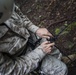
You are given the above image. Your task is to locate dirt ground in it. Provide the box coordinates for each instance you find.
[16,0,76,75]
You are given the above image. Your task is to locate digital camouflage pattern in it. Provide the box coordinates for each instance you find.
[0,5,67,75]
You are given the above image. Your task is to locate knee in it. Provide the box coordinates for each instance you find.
[40,56,68,75]
[60,62,68,75]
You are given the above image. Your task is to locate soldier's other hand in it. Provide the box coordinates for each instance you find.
[36,28,53,39]
[40,41,55,54]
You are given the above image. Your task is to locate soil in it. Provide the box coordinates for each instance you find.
[16,0,76,75]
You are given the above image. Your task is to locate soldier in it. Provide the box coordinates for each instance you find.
[0,0,68,75]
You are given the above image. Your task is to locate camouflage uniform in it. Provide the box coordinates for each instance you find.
[0,5,67,75]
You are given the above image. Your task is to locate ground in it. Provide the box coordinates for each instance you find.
[16,0,76,75]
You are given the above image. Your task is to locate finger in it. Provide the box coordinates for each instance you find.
[42,35,50,39]
[47,32,53,37]
[42,34,53,39]
[50,43,55,46]
[46,47,52,50]
[46,48,52,53]
[46,43,55,47]
[43,32,53,36]
[45,45,52,49]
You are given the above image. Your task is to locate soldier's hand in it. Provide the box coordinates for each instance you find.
[36,28,53,39]
[40,41,55,54]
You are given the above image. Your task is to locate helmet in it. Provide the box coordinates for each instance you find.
[0,0,14,24]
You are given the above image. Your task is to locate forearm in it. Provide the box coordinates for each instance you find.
[23,17,39,33]
[0,46,45,75]
[15,5,39,33]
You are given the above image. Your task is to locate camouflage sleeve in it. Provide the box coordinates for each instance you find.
[0,46,46,75]
[15,5,39,33]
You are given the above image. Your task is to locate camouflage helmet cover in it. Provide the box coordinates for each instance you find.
[0,0,14,23]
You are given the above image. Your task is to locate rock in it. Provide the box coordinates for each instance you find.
[62,54,76,64]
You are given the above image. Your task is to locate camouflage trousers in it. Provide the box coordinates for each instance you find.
[25,32,68,75]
